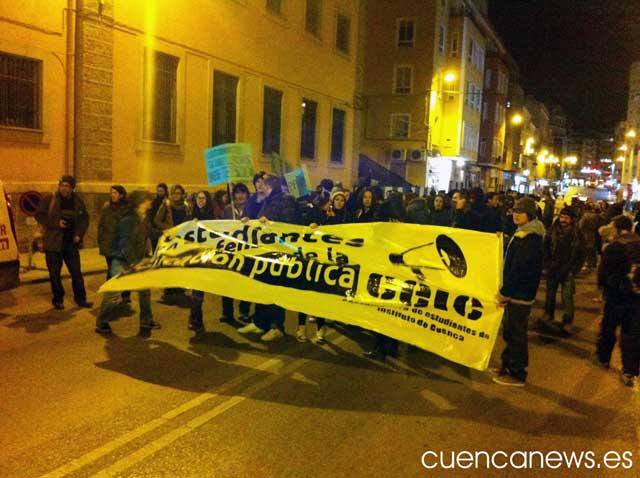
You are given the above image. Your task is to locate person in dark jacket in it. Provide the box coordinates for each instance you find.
[493,197,545,386]
[147,183,168,253]
[155,184,192,303]
[35,175,91,310]
[363,193,406,361]
[540,207,586,333]
[596,215,640,389]
[98,185,130,304]
[237,175,298,342]
[191,190,214,221]
[95,191,159,337]
[451,191,473,229]
[405,196,430,225]
[219,183,252,324]
[430,194,451,227]
[187,191,217,336]
[245,172,268,220]
[354,187,379,223]
[483,192,504,233]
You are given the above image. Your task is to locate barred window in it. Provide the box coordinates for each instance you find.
[0,52,40,129]
[300,98,317,159]
[397,19,415,47]
[336,14,351,54]
[143,50,178,143]
[330,107,345,163]
[262,86,283,155]
[305,0,321,37]
[212,71,238,146]
[394,65,413,95]
[390,114,410,139]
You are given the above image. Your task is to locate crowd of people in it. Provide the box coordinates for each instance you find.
[33,174,640,390]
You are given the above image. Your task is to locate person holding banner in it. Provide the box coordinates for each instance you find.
[95,191,159,337]
[245,172,268,220]
[154,185,192,304]
[187,191,216,335]
[493,197,545,386]
[237,175,299,342]
[221,183,252,324]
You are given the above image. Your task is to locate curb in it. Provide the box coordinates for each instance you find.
[19,268,107,286]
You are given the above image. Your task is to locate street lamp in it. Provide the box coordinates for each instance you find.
[511,114,523,125]
[627,130,636,138]
[619,144,629,152]
[444,72,456,83]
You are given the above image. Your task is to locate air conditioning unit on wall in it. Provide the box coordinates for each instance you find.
[388,149,406,162]
[409,149,427,161]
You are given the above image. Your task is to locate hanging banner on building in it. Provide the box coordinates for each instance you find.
[204,143,255,186]
[100,220,504,370]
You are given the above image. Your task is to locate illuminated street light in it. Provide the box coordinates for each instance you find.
[564,156,578,165]
[511,114,523,125]
[619,144,629,152]
[444,72,456,83]
[616,156,626,162]
[627,130,636,138]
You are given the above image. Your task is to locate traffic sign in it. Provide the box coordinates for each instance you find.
[19,191,42,217]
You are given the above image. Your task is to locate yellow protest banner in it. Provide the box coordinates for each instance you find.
[100,220,504,370]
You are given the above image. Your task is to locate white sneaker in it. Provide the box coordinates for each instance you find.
[261,328,284,342]
[296,325,308,342]
[312,325,327,344]
[237,323,265,335]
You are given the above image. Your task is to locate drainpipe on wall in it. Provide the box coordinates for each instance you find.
[65,0,76,176]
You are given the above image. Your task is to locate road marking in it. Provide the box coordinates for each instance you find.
[88,355,315,478]
[38,356,284,478]
[420,388,457,411]
[40,333,347,478]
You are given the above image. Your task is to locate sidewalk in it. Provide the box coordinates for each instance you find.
[19,248,107,285]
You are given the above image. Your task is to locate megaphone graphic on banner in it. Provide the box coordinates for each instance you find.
[388,234,468,278]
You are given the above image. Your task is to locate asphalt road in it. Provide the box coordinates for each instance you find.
[0,272,638,478]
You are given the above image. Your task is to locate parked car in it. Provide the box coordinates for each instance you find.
[0,181,19,290]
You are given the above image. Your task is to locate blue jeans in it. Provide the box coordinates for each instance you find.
[96,258,152,329]
[544,274,575,324]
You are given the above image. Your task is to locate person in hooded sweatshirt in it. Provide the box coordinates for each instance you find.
[95,191,159,337]
[493,197,545,387]
[98,185,130,304]
[429,194,451,227]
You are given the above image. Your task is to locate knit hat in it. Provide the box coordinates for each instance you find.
[559,207,575,218]
[513,197,537,219]
[331,188,346,202]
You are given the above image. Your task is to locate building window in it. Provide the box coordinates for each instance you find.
[479,139,487,156]
[467,39,474,62]
[300,98,317,159]
[482,101,488,121]
[438,25,446,54]
[450,33,458,56]
[266,0,283,15]
[262,86,283,155]
[485,69,492,88]
[330,107,345,163]
[143,50,178,143]
[212,71,238,147]
[0,52,41,129]
[390,114,410,138]
[394,65,413,94]
[397,19,415,47]
[336,13,351,54]
[305,0,321,37]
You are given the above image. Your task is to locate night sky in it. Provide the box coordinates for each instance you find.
[489,0,640,133]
